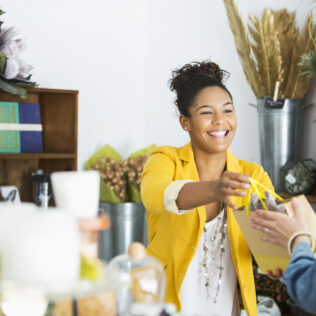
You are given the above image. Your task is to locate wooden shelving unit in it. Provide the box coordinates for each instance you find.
[0,87,78,202]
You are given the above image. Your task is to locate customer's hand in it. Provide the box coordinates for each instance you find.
[266,269,283,281]
[250,198,309,249]
[210,171,250,209]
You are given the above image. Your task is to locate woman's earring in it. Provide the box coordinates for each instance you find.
[184,127,187,131]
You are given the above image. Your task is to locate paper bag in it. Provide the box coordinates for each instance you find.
[233,194,316,274]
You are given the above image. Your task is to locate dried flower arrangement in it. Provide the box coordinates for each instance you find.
[0,8,36,98]
[223,0,315,99]
[86,145,155,203]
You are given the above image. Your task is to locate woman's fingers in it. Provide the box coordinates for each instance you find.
[223,171,250,184]
[213,172,251,209]
[250,215,271,230]
[223,188,247,196]
[250,222,273,236]
[224,179,250,190]
[254,209,280,220]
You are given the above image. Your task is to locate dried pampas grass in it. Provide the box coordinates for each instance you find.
[223,0,315,99]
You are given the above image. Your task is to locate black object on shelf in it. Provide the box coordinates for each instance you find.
[32,169,52,208]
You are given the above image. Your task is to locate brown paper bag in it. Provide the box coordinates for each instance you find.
[233,194,316,274]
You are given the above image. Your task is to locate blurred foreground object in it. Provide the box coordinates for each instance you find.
[109,242,166,316]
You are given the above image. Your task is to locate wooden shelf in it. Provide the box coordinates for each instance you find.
[0,153,76,159]
[277,192,316,204]
[0,87,78,202]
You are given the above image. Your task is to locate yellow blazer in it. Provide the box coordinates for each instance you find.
[141,142,274,316]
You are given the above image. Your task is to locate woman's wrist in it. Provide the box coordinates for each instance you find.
[292,235,310,249]
[206,180,216,201]
[287,231,316,255]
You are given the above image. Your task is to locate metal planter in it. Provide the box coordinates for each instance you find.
[98,202,147,261]
[257,98,305,191]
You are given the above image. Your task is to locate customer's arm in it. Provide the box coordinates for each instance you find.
[283,242,316,314]
[250,198,316,313]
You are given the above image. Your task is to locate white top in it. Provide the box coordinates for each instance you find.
[180,212,240,316]
[164,181,240,316]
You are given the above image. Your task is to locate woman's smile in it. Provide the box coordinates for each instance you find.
[207,129,230,138]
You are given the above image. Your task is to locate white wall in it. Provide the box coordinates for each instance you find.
[145,0,316,163]
[1,0,315,169]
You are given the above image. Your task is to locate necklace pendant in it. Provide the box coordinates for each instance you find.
[202,209,227,305]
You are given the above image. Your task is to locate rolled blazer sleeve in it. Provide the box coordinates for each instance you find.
[141,150,195,215]
[141,152,177,213]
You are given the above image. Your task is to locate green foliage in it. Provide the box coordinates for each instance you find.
[127,180,142,203]
[0,77,27,98]
[87,145,156,203]
[99,178,120,203]
[0,51,6,75]
[298,50,316,77]
[86,145,123,170]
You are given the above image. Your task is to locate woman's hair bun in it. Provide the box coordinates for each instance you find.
[169,61,229,92]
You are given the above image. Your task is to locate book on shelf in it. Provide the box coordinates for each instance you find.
[0,101,43,153]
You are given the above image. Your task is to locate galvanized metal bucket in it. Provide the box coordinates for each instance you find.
[98,202,147,261]
[256,98,305,191]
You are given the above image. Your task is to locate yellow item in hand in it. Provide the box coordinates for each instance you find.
[244,177,284,216]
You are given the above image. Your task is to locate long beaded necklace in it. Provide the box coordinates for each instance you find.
[202,204,227,303]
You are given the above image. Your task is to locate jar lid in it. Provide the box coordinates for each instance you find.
[78,214,110,232]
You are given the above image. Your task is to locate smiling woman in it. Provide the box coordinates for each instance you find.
[181,85,236,156]
[141,61,274,316]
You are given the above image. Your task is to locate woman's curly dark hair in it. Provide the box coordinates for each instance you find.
[169,61,232,117]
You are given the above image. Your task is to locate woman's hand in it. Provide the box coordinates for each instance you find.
[250,198,309,249]
[209,171,250,209]
[176,171,250,211]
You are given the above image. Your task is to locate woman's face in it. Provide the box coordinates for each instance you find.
[181,86,237,155]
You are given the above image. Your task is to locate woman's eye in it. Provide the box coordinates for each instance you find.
[201,111,212,115]
[224,109,233,113]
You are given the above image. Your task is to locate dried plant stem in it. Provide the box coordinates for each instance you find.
[223,0,315,99]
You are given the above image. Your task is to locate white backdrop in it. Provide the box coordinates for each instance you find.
[1,0,315,169]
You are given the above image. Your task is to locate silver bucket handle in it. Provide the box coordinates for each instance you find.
[302,103,313,109]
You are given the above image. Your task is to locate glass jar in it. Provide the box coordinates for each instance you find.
[109,242,166,316]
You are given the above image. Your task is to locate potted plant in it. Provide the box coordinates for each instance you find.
[0,8,36,98]
[223,0,315,191]
[86,144,156,261]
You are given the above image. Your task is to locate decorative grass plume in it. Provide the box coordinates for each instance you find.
[223,0,315,99]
